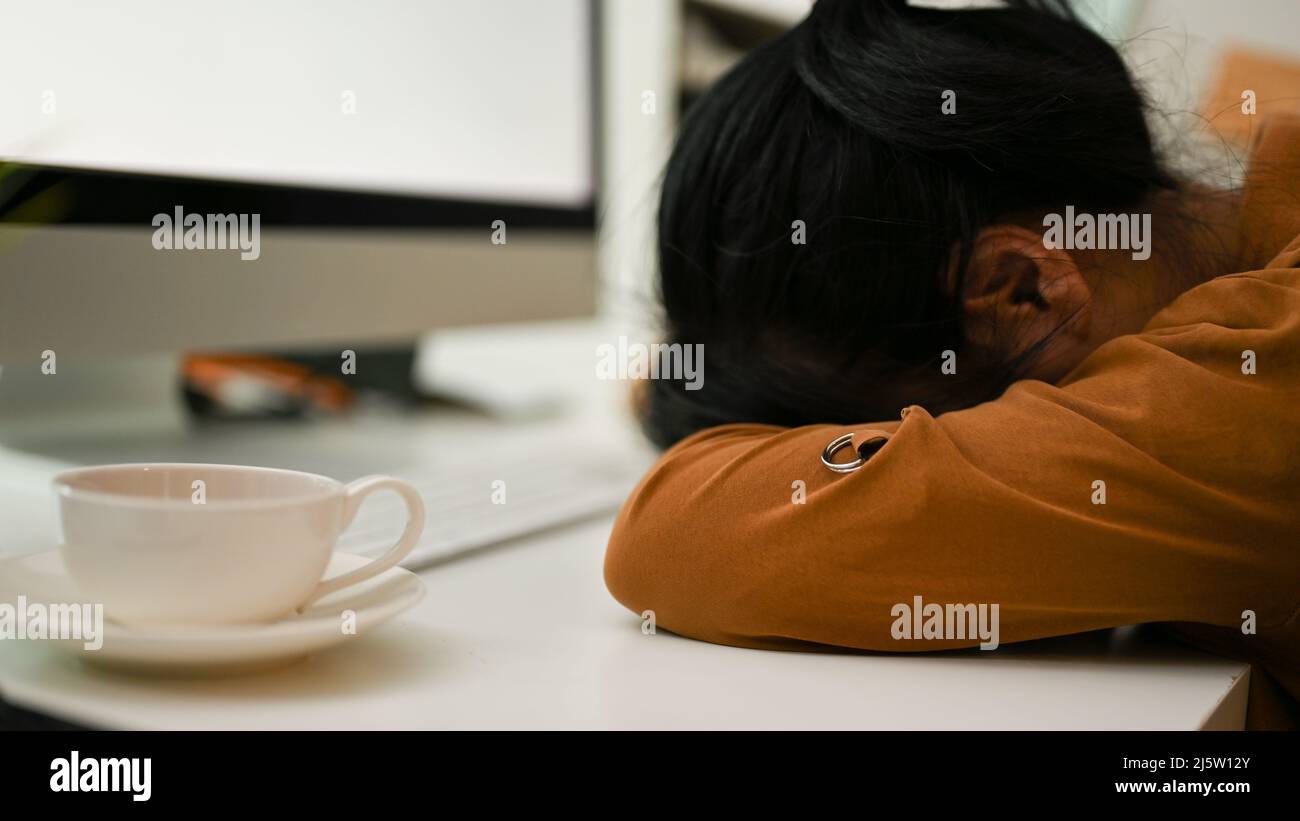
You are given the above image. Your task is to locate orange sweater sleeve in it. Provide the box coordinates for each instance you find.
[605,262,1300,658]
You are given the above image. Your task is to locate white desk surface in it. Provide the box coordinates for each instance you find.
[0,476,1252,729]
[0,321,1251,730]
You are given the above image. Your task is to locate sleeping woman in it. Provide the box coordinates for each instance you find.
[603,0,1300,728]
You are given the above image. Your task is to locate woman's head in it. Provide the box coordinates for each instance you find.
[643,0,1184,449]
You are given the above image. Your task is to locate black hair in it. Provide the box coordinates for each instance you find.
[642,0,1177,449]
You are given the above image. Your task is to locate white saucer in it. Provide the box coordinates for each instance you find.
[0,548,425,675]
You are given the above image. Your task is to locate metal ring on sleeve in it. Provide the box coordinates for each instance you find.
[821,431,891,473]
[821,433,864,473]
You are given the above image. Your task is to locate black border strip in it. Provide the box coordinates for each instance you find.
[0,161,594,230]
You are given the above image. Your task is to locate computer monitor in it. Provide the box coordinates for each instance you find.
[0,0,598,364]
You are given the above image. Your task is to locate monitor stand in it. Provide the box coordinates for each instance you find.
[0,353,186,448]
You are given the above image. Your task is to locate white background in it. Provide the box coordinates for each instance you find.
[0,0,593,205]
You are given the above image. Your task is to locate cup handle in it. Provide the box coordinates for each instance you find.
[303,475,426,606]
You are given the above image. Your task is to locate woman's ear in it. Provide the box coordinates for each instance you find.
[960,224,1092,376]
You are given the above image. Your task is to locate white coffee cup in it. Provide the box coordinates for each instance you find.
[53,463,426,626]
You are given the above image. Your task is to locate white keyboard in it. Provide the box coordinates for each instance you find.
[337,435,653,568]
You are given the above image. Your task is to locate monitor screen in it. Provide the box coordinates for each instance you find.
[0,0,594,207]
